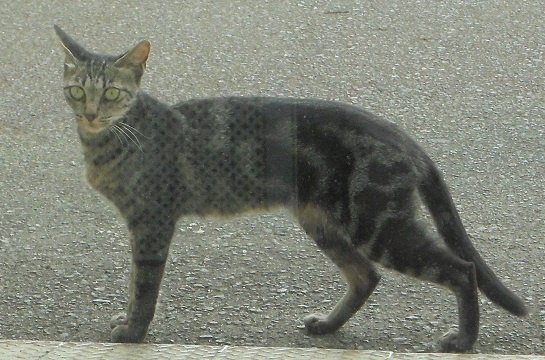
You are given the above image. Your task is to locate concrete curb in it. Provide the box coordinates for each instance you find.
[0,341,543,359]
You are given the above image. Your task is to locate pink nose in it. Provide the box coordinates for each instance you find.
[84,113,96,122]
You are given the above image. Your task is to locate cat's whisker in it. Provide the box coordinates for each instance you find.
[118,123,143,147]
[114,123,143,153]
[109,125,128,147]
[119,122,151,139]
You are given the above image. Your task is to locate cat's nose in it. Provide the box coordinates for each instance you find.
[84,113,97,122]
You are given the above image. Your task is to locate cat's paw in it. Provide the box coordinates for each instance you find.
[109,313,147,343]
[110,313,128,329]
[303,314,337,335]
[437,330,473,353]
[110,324,147,343]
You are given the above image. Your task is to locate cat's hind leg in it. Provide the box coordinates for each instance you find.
[380,219,480,352]
[303,250,381,335]
[297,206,381,335]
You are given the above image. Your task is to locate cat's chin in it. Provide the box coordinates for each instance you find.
[79,127,107,136]
[77,120,109,136]
[77,123,109,138]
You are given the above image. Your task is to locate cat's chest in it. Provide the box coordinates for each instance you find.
[82,148,138,201]
[85,161,124,199]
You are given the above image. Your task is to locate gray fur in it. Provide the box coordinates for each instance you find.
[55,26,527,352]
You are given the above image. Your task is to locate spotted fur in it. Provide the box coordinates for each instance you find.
[55,26,527,352]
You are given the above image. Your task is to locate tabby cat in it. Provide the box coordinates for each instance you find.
[54,25,527,352]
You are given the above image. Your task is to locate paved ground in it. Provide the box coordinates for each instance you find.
[0,0,544,356]
[1,341,544,360]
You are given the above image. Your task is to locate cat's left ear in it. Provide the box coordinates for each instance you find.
[114,40,151,78]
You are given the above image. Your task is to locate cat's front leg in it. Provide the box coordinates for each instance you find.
[110,218,174,343]
[110,259,166,343]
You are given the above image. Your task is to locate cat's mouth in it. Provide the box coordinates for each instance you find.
[77,116,108,134]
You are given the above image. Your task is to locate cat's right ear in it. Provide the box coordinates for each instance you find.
[53,25,90,68]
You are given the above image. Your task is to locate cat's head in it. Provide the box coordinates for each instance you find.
[54,25,150,136]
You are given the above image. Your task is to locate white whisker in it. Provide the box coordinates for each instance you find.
[115,123,143,153]
[109,125,127,146]
[119,122,151,139]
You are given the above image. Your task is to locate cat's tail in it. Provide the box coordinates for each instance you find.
[418,163,528,317]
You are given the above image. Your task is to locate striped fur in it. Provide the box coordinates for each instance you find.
[55,26,526,352]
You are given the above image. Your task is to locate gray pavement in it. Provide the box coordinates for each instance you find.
[1,341,545,360]
[0,0,543,356]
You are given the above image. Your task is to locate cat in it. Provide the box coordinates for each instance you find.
[54,25,527,352]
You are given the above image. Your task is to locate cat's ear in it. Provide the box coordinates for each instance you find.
[114,40,151,78]
[53,25,91,68]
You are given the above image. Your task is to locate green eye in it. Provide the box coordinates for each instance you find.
[104,87,120,101]
[68,86,85,100]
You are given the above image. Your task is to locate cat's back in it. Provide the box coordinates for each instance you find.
[171,96,432,214]
[173,96,427,160]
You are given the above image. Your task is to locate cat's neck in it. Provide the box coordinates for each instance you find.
[78,126,116,147]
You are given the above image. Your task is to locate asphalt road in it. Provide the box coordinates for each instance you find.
[0,0,543,355]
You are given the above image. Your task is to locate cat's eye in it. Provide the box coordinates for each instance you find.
[68,86,85,100]
[104,87,120,101]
